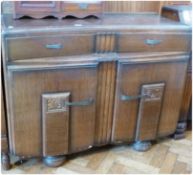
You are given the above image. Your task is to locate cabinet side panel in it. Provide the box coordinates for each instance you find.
[1,83,7,136]
[1,77,9,153]
[179,72,192,121]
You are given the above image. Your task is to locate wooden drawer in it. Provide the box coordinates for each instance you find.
[6,34,94,61]
[118,33,191,52]
[14,1,60,12]
[62,2,102,13]
[14,1,60,19]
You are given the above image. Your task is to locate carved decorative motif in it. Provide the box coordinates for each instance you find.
[143,84,165,101]
[43,93,70,113]
[46,98,66,112]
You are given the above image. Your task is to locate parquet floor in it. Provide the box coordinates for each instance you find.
[2,131,192,174]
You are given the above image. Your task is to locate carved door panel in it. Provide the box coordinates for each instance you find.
[112,55,188,143]
[6,61,98,156]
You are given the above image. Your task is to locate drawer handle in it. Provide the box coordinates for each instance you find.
[45,44,63,49]
[145,39,161,46]
[79,3,88,10]
[121,94,149,101]
[64,98,94,107]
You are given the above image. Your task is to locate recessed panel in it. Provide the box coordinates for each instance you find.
[42,92,70,156]
[135,83,165,141]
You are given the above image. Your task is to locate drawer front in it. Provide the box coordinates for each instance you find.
[62,2,101,13]
[112,55,188,143]
[14,1,60,13]
[6,34,94,61]
[118,33,191,52]
[6,62,98,156]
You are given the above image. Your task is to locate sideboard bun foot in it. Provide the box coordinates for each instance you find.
[173,133,185,140]
[43,156,66,167]
[173,121,187,140]
[132,141,152,152]
[1,153,11,170]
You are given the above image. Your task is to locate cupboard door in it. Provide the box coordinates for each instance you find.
[112,56,188,143]
[7,62,98,156]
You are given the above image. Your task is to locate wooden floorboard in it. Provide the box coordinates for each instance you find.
[2,131,192,174]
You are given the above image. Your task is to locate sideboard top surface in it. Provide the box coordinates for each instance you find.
[2,13,191,35]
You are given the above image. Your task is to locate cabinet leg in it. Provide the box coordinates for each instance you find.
[1,153,11,170]
[133,141,151,152]
[43,156,66,167]
[173,121,187,140]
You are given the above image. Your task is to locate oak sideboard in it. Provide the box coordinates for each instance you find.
[1,12,192,169]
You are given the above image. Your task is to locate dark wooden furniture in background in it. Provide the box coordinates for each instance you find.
[162,5,192,139]
[13,1,102,19]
